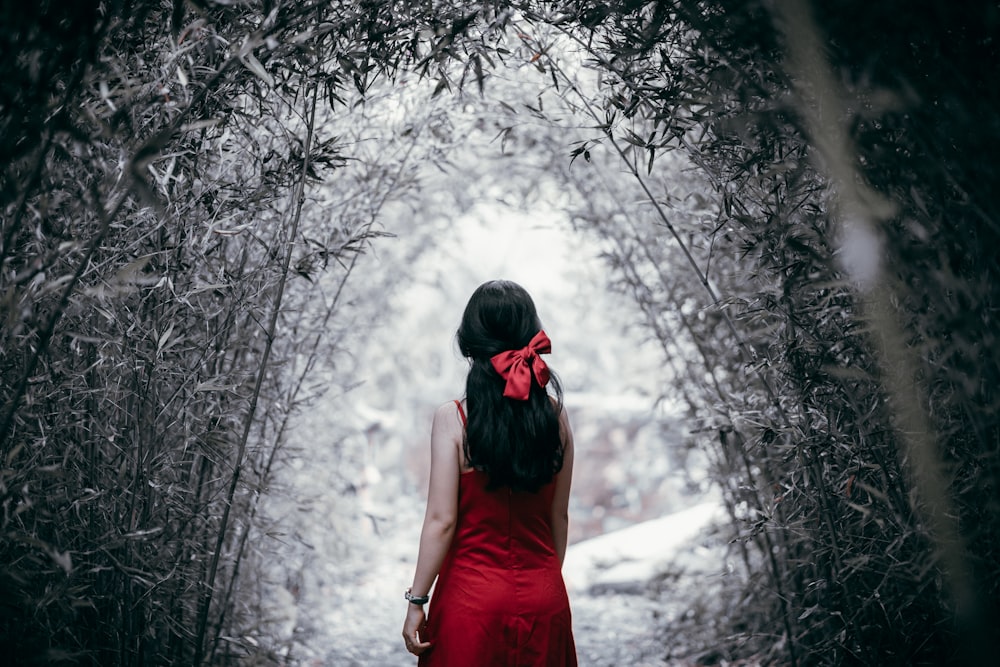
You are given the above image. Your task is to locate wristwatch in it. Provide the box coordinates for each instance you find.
[405,588,430,605]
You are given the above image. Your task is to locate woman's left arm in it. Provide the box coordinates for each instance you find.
[402,402,462,655]
[550,406,575,566]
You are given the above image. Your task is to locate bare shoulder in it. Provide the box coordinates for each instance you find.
[548,396,573,444]
[434,400,461,417]
[434,400,455,415]
[548,395,570,420]
[433,400,464,433]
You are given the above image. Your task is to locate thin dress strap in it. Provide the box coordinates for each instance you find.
[453,399,467,428]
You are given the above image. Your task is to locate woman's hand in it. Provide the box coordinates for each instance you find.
[402,604,431,656]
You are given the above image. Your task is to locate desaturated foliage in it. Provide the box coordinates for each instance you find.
[0,1,501,664]
[501,2,999,664]
[1,1,998,666]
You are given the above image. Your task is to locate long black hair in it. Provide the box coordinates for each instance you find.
[457,280,564,492]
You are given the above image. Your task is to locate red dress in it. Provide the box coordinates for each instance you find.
[418,402,577,667]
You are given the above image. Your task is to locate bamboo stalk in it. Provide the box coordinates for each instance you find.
[192,76,321,666]
[769,0,985,660]
[543,45,803,663]
[573,154,800,660]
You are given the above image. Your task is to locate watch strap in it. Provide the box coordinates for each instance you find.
[405,588,430,605]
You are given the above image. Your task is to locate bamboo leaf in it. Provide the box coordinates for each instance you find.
[240,53,274,88]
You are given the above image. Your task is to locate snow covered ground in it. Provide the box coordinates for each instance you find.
[563,501,725,594]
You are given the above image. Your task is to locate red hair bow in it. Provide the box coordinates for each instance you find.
[490,330,551,401]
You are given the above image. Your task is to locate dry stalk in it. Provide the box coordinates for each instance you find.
[770,0,984,660]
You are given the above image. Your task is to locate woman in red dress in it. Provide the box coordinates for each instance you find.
[402,280,577,666]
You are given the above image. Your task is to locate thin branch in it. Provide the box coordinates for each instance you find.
[771,1,984,660]
[192,75,321,666]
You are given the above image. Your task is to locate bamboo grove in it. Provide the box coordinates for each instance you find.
[2,1,998,665]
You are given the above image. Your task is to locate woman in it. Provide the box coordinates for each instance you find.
[402,280,577,666]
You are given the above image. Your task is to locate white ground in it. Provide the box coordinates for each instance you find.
[290,499,728,667]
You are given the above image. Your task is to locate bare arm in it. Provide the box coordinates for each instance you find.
[550,406,574,566]
[403,401,462,655]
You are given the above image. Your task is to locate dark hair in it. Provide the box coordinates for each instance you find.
[457,280,564,492]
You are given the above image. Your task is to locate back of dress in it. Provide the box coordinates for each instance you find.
[449,470,558,571]
[418,407,576,667]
